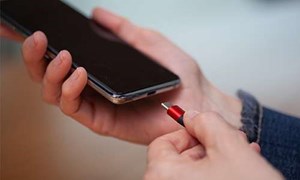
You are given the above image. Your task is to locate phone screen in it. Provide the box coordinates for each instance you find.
[0,0,180,102]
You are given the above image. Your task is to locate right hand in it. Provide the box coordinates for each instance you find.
[145,111,283,180]
[0,8,243,144]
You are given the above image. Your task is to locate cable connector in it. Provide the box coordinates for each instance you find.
[161,102,185,126]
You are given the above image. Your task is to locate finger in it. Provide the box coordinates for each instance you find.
[60,67,88,116]
[250,143,261,153]
[42,50,72,105]
[238,131,260,152]
[181,144,206,160]
[0,24,24,42]
[183,111,234,150]
[22,31,48,82]
[59,67,115,131]
[238,131,248,141]
[92,7,142,46]
[148,129,198,161]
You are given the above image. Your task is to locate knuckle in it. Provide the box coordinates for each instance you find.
[29,73,43,83]
[59,101,76,116]
[42,95,57,105]
[41,90,59,105]
[90,124,110,136]
[59,105,70,116]
[47,70,65,85]
[43,72,57,85]
[61,83,73,101]
[116,17,130,34]
[137,28,164,44]
[89,115,115,136]
[140,28,160,37]
[41,92,52,103]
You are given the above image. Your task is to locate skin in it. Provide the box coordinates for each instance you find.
[1,7,283,179]
[145,111,283,180]
[0,8,242,144]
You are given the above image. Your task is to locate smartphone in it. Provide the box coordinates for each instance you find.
[0,0,180,104]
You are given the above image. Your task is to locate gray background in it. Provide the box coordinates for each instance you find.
[1,0,300,179]
[63,0,300,115]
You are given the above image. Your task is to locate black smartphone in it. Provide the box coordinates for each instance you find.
[0,0,180,104]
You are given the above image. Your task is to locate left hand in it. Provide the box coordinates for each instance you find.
[145,111,283,180]
[0,8,242,145]
[0,23,24,41]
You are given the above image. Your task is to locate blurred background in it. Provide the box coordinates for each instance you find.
[1,0,300,179]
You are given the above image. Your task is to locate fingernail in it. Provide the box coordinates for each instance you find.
[29,33,37,48]
[184,111,199,120]
[53,51,64,66]
[70,68,81,81]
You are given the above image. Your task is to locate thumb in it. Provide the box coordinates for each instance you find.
[183,111,235,150]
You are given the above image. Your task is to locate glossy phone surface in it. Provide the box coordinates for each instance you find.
[0,0,180,104]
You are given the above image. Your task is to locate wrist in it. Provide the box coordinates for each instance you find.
[202,81,242,129]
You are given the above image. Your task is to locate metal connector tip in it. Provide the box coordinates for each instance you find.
[161,102,172,110]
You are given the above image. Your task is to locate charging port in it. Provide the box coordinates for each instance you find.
[147,91,156,96]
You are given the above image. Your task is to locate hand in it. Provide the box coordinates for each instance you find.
[17,8,242,144]
[145,111,283,180]
[0,23,24,41]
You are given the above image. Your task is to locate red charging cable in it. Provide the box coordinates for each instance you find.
[161,102,185,126]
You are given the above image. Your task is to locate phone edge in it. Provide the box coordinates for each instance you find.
[0,9,181,104]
